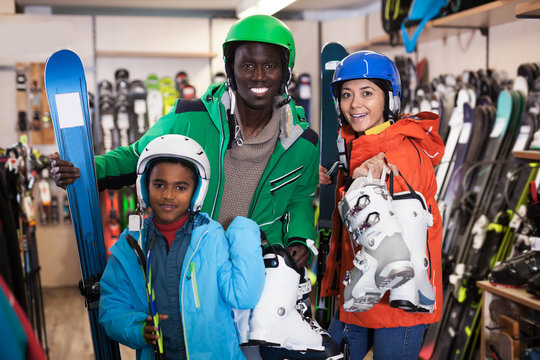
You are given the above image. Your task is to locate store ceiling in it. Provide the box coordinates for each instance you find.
[15,0,378,16]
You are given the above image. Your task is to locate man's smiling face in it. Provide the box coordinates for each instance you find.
[233,42,283,111]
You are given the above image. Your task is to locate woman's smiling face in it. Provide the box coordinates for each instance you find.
[340,78,385,133]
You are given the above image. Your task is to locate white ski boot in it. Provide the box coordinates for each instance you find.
[249,245,343,360]
[338,173,414,312]
[390,191,436,313]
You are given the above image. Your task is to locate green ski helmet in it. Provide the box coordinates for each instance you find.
[223,15,295,93]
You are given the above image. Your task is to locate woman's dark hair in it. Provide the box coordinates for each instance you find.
[145,158,199,190]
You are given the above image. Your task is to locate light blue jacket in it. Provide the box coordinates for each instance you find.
[99,214,265,359]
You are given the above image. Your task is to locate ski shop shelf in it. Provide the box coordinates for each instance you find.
[516,1,540,18]
[95,50,216,59]
[478,280,540,359]
[477,280,540,311]
[350,0,529,51]
[514,150,540,162]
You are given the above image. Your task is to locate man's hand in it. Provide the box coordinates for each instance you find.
[49,152,80,189]
[143,314,168,345]
[287,243,310,269]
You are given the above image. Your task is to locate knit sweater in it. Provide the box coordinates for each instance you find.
[218,98,281,228]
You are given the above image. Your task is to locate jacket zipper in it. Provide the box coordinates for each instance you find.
[249,125,305,218]
[210,105,226,219]
[188,262,201,308]
[180,230,207,359]
[249,150,288,218]
[427,205,433,280]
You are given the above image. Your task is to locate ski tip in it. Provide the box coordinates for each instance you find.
[321,41,348,52]
[44,49,85,88]
[45,49,83,72]
[46,49,77,63]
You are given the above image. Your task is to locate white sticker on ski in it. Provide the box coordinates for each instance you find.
[512,125,531,152]
[490,117,507,138]
[325,60,340,70]
[531,236,540,251]
[55,92,84,128]
[458,122,472,144]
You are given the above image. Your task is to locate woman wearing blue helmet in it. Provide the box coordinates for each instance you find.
[319,51,445,359]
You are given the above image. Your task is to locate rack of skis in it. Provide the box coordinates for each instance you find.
[88,69,200,251]
[0,142,57,358]
[91,69,313,252]
[392,58,540,359]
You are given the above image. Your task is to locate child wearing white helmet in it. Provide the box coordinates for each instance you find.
[99,134,265,360]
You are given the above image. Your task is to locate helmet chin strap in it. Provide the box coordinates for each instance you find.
[277,67,293,108]
[387,91,400,123]
[227,83,237,116]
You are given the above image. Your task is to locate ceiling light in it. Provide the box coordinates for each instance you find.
[237,0,297,18]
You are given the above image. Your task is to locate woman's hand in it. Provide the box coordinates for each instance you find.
[319,165,332,185]
[352,152,399,179]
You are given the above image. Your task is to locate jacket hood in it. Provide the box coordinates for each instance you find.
[341,111,444,169]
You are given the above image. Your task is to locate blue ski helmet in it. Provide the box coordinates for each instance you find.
[331,51,401,117]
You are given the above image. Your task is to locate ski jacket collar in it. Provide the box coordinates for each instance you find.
[202,83,307,151]
[341,111,444,170]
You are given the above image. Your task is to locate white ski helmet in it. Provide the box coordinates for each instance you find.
[136,135,210,213]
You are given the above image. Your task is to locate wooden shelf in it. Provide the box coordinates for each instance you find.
[431,0,526,29]
[477,280,540,311]
[351,0,528,50]
[516,0,540,18]
[349,34,397,51]
[95,50,216,59]
[514,150,540,161]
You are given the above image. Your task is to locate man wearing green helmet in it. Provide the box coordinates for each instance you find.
[51,14,316,265]
[50,14,341,359]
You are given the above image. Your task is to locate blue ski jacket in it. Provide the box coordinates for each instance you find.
[99,213,265,360]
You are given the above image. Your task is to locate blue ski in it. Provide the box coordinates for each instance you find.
[44,49,120,359]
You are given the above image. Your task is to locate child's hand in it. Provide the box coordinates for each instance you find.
[143,314,168,345]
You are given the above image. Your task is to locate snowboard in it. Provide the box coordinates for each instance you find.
[160,76,178,114]
[315,42,349,329]
[44,49,121,359]
[297,73,312,125]
[130,79,148,139]
[15,63,29,134]
[146,74,163,128]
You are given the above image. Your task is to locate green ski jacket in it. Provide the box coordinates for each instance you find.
[95,82,319,253]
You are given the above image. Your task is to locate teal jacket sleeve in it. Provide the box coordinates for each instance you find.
[99,240,150,350]
[217,216,265,309]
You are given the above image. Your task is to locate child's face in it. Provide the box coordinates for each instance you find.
[147,162,196,224]
[340,78,385,133]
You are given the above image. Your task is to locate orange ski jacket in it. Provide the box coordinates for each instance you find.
[320,111,445,328]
